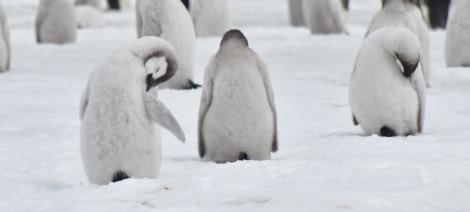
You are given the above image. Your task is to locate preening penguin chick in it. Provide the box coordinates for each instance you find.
[198,29,278,163]
[0,3,10,73]
[136,0,200,89]
[349,27,426,137]
[36,0,77,44]
[80,36,185,185]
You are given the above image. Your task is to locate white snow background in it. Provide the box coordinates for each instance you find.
[1,0,470,211]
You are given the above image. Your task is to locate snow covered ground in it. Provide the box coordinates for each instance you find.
[1,0,470,211]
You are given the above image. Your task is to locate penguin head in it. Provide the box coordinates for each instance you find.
[145,56,174,92]
[220,29,249,48]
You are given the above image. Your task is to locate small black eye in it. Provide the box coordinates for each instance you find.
[155,67,160,73]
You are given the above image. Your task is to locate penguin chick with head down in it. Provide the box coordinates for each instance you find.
[136,0,199,89]
[198,29,278,163]
[349,27,426,137]
[79,36,185,185]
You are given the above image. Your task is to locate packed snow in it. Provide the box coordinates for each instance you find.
[1,0,470,211]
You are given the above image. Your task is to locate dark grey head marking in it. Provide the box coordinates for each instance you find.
[396,53,419,78]
[220,29,249,47]
[142,51,178,92]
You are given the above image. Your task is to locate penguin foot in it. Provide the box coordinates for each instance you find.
[380,126,397,137]
[181,80,201,90]
[238,152,249,161]
[112,170,129,182]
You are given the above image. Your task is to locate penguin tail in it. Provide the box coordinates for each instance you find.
[380,126,397,137]
[238,152,249,161]
[112,170,129,183]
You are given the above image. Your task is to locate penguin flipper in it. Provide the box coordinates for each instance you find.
[79,83,90,120]
[136,0,143,38]
[198,57,216,158]
[0,7,10,70]
[35,8,46,43]
[257,55,278,152]
[410,64,426,133]
[145,94,185,143]
[352,113,359,125]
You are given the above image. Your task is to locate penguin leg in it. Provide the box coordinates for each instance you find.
[112,170,129,182]
[238,152,249,161]
[380,126,397,137]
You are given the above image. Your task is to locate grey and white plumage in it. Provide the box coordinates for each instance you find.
[136,0,199,89]
[302,0,347,34]
[74,0,102,10]
[190,0,230,37]
[75,5,105,29]
[288,0,305,27]
[349,27,426,137]
[445,0,470,67]
[367,0,431,87]
[0,3,10,73]
[198,30,278,163]
[36,0,77,44]
[80,36,185,185]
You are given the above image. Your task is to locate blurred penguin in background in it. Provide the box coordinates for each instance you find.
[302,0,348,34]
[288,0,305,27]
[423,0,450,29]
[191,0,230,37]
[36,0,77,44]
[445,0,470,67]
[74,0,102,10]
[0,3,10,73]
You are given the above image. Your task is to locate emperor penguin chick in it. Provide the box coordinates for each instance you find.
[36,0,77,44]
[288,0,305,27]
[0,3,11,73]
[445,0,470,67]
[80,36,185,185]
[190,0,230,37]
[349,27,426,137]
[136,0,199,89]
[367,0,431,87]
[302,0,348,34]
[198,30,278,163]
[74,0,102,10]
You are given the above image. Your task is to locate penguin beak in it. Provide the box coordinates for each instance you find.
[146,74,154,92]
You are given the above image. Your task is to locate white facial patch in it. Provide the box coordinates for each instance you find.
[145,56,168,80]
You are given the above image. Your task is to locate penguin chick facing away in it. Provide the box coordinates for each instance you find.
[36,0,77,44]
[136,0,200,90]
[198,29,278,163]
[79,36,185,185]
[349,27,426,137]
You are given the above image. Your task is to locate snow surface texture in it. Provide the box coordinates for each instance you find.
[1,0,470,211]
